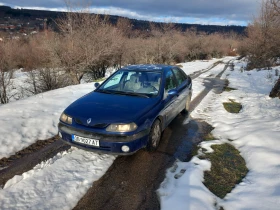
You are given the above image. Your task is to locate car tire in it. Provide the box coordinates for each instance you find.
[181,95,191,115]
[146,119,162,152]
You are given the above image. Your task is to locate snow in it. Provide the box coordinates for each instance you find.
[6,67,115,103]
[178,58,222,75]
[190,63,226,99]
[158,159,215,210]
[0,83,94,159]
[181,57,235,99]
[158,59,280,209]
[0,148,115,210]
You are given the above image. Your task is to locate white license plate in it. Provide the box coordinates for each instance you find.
[72,135,100,147]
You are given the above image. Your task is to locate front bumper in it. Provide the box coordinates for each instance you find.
[58,122,149,155]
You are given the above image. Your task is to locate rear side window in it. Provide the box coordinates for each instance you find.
[172,68,187,86]
[165,69,177,91]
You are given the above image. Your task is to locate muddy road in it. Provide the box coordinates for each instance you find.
[0,60,233,209]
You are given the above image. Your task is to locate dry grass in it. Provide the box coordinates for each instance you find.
[223,79,237,92]
[223,99,242,113]
[203,143,248,198]
[203,133,216,141]
[224,87,237,92]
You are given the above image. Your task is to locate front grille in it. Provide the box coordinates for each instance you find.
[75,118,83,125]
[92,123,109,128]
[74,118,108,128]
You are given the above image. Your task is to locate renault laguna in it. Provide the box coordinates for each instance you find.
[58,64,192,154]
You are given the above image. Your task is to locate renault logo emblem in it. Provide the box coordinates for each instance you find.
[87,118,91,124]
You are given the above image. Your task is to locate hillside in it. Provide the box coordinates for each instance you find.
[0,5,246,35]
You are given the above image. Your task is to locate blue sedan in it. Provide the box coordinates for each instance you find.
[58,64,192,155]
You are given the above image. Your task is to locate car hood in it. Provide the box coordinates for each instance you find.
[64,91,160,126]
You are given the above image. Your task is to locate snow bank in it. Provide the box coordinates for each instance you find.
[0,83,94,159]
[0,148,115,209]
[158,159,215,210]
[159,60,280,209]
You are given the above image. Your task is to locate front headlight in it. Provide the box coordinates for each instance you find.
[60,113,72,124]
[106,123,137,132]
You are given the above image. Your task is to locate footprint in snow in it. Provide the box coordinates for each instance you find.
[170,163,178,173]
[174,169,186,179]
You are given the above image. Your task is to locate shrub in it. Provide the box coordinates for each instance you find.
[24,69,72,94]
[243,0,280,69]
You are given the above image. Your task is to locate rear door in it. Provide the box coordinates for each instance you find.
[172,67,192,114]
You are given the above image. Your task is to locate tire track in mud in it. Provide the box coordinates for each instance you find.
[189,60,222,80]
[74,60,234,210]
[0,136,59,169]
[0,138,70,188]
[189,60,234,112]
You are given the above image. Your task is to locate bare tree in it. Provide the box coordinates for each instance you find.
[116,17,133,38]
[24,69,72,95]
[0,41,16,104]
[0,69,13,104]
[270,0,280,15]
[51,3,124,84]
[244,0,280,69]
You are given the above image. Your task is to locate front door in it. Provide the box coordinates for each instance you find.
[162,69,178,126]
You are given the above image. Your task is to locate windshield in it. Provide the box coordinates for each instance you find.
[97,70,162,97]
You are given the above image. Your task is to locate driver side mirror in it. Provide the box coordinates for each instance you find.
[94,82,100,88]
[167,89,178,96]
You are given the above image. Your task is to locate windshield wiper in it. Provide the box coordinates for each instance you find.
[97,89,149,98]
[113,91,149,98]
[124,92,149,98]
[96,89,114,94]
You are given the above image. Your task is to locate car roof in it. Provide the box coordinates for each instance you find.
[121,64,176,72]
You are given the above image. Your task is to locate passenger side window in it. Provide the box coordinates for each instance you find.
[165,69,177,91]
[125,72,135,81]
[172,68,187,86]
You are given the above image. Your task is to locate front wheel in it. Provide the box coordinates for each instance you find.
[146,119,162,152]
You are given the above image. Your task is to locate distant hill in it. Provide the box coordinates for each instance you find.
[0,5,246,34]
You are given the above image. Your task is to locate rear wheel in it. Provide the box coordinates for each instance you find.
[146,119,162,152]
[181,95,191,115]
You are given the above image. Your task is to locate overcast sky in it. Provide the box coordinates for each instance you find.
[0,0,261,26]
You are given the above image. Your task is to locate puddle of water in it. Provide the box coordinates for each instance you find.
[173,118,214,162]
